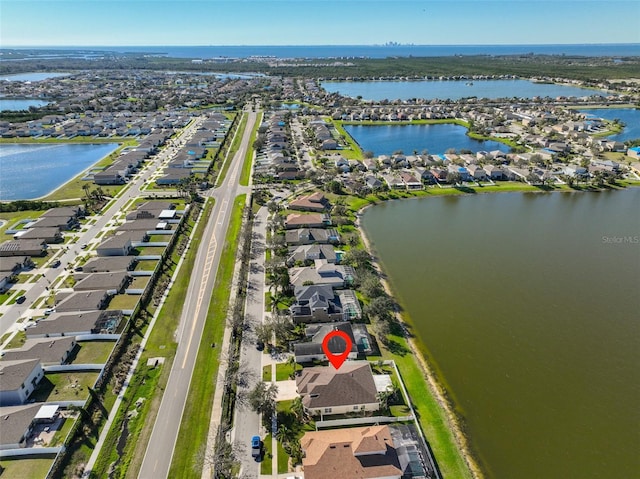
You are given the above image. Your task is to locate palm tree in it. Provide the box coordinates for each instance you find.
[291,396,307,423]
[286,355,298,378]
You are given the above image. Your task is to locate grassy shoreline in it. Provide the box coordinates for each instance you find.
[351,180,640,479]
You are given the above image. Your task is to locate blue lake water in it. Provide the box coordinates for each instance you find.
[0,99,50,111]
[0,143,119,200]
[579,108,640,142]
[322,79,605,101]
[344,123,511,156]
[0,72,70,82]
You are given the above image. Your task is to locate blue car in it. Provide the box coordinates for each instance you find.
[251,435,261,458]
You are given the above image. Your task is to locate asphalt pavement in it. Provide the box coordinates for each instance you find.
[139,109,257,479]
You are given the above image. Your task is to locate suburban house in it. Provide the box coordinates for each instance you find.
[0,359,44,406]
[288,192,331,212]
[288,260,355,290]
[14,227,63,244]
[96,233,136,256]
[26,310,123,339]
[0,404,42,450]
[73,271,130,294]
[81,256,136,273]
[287,244,337,266]
[55,290,111,312]
[294,322,360,362]
[296,361,379,416]
[285,228,340,246]
[290,285,346,324]
[0,240,47,257]
[285,213,331,230]
[300,425,403,479]
[1,337,77,366]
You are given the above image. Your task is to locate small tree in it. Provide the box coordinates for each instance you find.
[248,382,278,428]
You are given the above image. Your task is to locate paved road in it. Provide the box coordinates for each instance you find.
[230,205,268,479]
[0,118,204,338]
[138,109,257,479]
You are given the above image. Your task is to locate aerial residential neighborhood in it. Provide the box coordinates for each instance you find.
[0,43,639,479]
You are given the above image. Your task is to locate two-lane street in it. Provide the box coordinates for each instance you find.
[139,109,258,478]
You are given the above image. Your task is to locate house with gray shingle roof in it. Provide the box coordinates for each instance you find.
[296,361,379,416]
[0,359,44,406]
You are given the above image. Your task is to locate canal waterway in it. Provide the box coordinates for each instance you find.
[322,79,606,101]
[361,189,640,479]
[0,143,119,200]
[344,123,510,156]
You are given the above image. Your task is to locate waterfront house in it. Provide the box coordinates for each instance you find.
[285,213,331,230]
[300,425,403,479]
[288,192,331,212]
[285,228,340,246]
[288,260,355,290]
[287,244,337,266]
[290,285,346,324]
[296,361,379,416]
[294,322,362,362]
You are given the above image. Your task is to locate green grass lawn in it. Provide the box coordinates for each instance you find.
[275,362,295,381]
[277,439,288,474]
[260,433,273,475]
[379,331,473,479]
[70,340,116,364]
[168,194,246,479]
[49,415,77,447]
[108,294,140,310]
[0,210,43,236]
[135,246,166,256]
[240,111,263,186]
[134,259,159,271]
[5,330,26,349]
[0,456,56,479]
[262,365,272,382]
[129,276,150,290]
[31,371,100,402]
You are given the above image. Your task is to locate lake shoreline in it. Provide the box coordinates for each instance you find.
[356,201,485,479]
[352,182,639,479]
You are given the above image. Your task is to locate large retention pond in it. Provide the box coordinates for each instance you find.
[361,189,640,479]
[0,143,119,200]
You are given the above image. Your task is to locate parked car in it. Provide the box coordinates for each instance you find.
[52,260,61,268]
[44,308,55,315]
[251,435,262,459]
[16,295,26,304]
[80,243,88,249]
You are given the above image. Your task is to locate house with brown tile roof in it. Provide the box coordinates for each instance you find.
[285,213,331,230]
[288,192,330,212]
[300,425,402,479]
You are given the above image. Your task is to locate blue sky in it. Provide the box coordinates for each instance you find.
[1,0,638,46]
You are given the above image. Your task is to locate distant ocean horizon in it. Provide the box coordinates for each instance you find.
[3,43,639,59]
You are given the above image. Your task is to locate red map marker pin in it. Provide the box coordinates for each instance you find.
[322,330,353,370]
